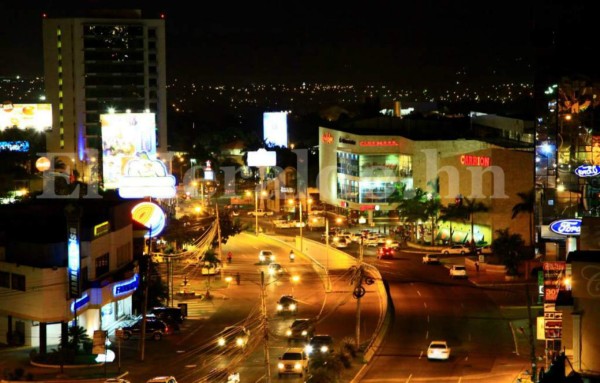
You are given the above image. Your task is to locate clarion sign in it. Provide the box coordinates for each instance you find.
[574,165,600,177]
[549,219,582,236]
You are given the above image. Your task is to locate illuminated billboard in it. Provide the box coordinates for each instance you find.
[0,103,52,131]
[263,112,288,148]
[247,148,277,167]
[101,113,157,189]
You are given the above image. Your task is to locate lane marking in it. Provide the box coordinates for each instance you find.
[418,351,423,359]
[185,365,197,368]
[427,315,430,323]
[458,377,462,383]
[425,330,429,340]
[424,302,427,309]
[465,356,469,362]
[406,373,413,382]
[417,290,421,297]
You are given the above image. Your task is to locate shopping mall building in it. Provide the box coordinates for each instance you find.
[318,122,534,246]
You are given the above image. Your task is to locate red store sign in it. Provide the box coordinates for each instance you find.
[359,140,399,147]
[460,155,491,167]
[322,132,334,144]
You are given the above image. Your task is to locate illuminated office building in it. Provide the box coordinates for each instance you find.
[42,9,168,183]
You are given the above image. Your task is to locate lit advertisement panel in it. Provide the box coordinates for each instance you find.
[131,202,166,238]
[263,112,288,148]
[101,113,157,190]
[247,149,277,167]
[0,141,29,152]
[0,103,52,131]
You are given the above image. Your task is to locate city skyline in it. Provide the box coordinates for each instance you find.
[1,1,536,89]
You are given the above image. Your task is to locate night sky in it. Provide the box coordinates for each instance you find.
[0,1,538,88]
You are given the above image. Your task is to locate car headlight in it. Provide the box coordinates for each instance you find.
[301,330,307,336]
[236,338,244,346]
[320,346,328,353]
[270,255,275,261]
[277,304,283,311]
[294,363,302,370]
[268,269,275,275]
[305,345,313,354]
[286,329,292,336]
[217,338,226,346]
[278,363,284,370]
[289,304,296,311]
[259,256,265,261]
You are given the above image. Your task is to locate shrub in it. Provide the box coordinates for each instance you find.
[340,337,357,358]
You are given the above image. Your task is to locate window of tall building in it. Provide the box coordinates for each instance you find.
[337,179,359,202]
[337,152,359,176]
[95,253,109,278]
[11,274,26,291]
[0,271,9,288]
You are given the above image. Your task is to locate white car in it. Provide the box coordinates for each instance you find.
[441,245,471,255]
[332,237,349,248]
[422,254,440,264]
[427,340,451,360]
[146,377,177,383]
[248,209,274,217]
[386,239,401,249]
[268,262,284,275]
[259,250,276,264]
[449,265,468,278]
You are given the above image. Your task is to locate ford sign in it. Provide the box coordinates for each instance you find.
[574,165,600,177]
[549,219,582,236]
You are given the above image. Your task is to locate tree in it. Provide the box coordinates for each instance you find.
[200,248,222,295]
[462,197,490,251]
[492,228,525,276]
[423,196,442,245]
[212,214,243,247]
[397,188,428,242]
[512,188,535,258]
[439,203,468,245]
[59,325,91,354]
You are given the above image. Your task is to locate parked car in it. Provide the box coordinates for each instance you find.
[441,245,471,255]
[449,265,468,279]
[332,237,348,248]
[215,325,250,350]
[305,334,334,355]
[248,209,274,217]
[146,376,177,383]
[149,306,185,330]
[386,239,401,249]
[422,254,441,264]
[377,246,394,260]
[122,317,171,340]
[259,250,276,264]
[276,295,298,315]
[476,245,493,255]
[286,318,316,342]
[427,340,451,360]
[277,348,309,378]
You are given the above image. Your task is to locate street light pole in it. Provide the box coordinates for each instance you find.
[260,271,271,383]
[299,201,303,253]
[255,191,259,236]
[325,218,331,292]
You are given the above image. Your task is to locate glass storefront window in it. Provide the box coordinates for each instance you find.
[337,152,358,176]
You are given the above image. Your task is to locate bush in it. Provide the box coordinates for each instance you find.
[337,351,353,368]
[340,337,357,358]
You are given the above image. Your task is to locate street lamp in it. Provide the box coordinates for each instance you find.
[247,189,267,236]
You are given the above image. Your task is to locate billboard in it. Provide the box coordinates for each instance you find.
[101,113,157,189]
[263,112,288,148]
[247,148,277,167]
[0,103,52,131]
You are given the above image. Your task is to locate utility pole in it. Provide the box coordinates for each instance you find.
[255,191,259,236]
[525,281,537,381]
[216,202,224,279]
[325,218,331,293]
[356,237,364,350]
[299,200,303,253]
[260,271,271,383]
[140,227,151,361]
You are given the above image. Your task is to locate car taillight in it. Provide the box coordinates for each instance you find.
[164,326,170,334]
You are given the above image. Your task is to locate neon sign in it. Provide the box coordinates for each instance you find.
[359,140,398,147]
[549,219,581,236]
[574,165,600,177]
[70,293,89,313]
[67,227,81,298]
[113,274,139,298]
[460,155,491,167]
[131,202,166,237]
[322,132,333,144]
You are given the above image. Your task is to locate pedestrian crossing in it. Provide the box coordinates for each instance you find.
[176,298,218,320]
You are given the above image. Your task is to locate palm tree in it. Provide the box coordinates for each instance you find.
[397,188,428,242]
[439,203,468,245]
[201,248,222,296]
[423,196,442,245]
[462,197,490,251]
[492,228,525,276]
[512,188,535,258]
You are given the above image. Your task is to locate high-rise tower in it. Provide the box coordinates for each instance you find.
[42,9,168,184]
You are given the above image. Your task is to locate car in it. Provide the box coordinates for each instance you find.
[305,334,334,355]
[146,376,178,383]
[105,379,130,383]
[440,245,471,255]
[286,318,316,342]
[332,237,348,248]
[377,246,394,259]
[268,262,284,276]
[364,236,379,247]
[149,306,185,329]
[258,250,276,264]
[385,239,401,249]
[449,264,468,278]
[422,254,441,264]
[121,317,172,340]
[215,325,250,350]
[273,219,295,228]
[277,348,309,377]
[201,261,221,275]
[427,340,451,360]
[248,209,274,217]
[276,295,298,315]
[476,245,493,255]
